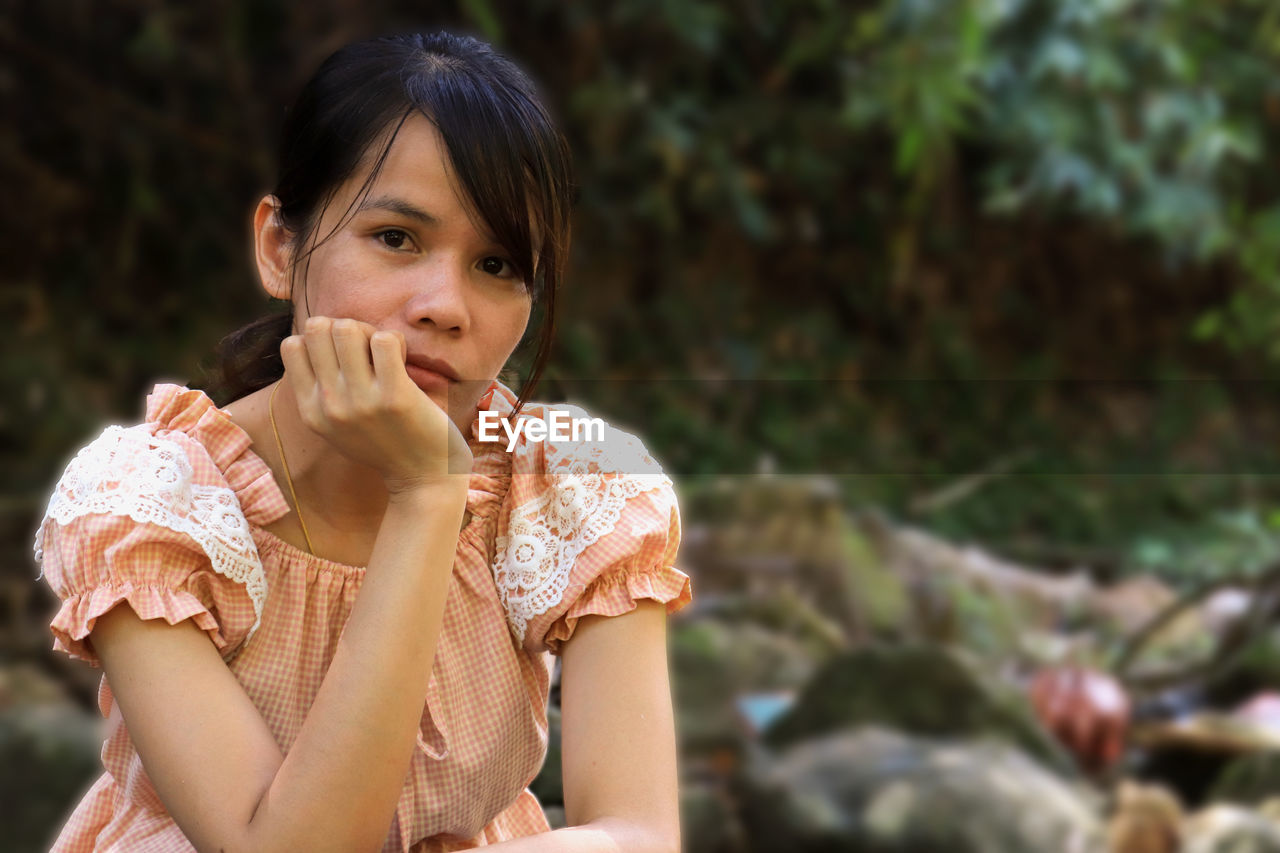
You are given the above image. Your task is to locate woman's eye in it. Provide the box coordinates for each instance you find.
[480,256,516,278]
[378,229,410,250]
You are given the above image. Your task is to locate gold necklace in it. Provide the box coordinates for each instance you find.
[268,380,316,555]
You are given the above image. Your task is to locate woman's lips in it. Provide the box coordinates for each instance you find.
[404,362,455,393]
[404,353,461,379]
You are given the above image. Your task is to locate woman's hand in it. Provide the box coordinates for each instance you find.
[280,316,474,492]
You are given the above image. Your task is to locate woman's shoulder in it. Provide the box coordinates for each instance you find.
[40,384,286,521]
[49,383,241,466]
[39,385,224,523]
[35,382,292,579]
[481,393,686,650]
[33,383,283,662]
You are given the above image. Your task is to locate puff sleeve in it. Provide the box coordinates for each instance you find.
[490,408,692,655]
[33,422,266,667]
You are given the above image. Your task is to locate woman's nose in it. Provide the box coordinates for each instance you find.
[405,258,470,333]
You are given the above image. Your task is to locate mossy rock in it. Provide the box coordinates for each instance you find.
[763,643,1075,776]
[672,617,825,753]
[736,726,1103,853]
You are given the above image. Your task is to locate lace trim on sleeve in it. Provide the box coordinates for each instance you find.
[33,424,268,641]
[491,422,672,643]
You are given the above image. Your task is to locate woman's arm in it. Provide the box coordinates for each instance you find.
[93,481,468,853]
[94,318,470,851]
[477,599,681,853]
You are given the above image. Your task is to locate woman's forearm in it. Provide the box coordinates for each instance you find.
[246,481,469,852]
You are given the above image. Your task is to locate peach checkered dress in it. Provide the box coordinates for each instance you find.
[33,381,691,852]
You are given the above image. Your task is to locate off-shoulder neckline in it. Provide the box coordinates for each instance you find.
[144,383,492,575]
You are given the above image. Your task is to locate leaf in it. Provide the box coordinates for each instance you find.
[1191,310,1222,342]
[896,126,926,174]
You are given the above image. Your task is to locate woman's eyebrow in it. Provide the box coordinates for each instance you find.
[356,195,439,225]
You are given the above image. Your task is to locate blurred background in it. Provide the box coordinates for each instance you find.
[4,1,1280,850]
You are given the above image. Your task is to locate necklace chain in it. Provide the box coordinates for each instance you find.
[268,380,316,555]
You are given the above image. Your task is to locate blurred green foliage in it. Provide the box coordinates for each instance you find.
[5,0,1280,581]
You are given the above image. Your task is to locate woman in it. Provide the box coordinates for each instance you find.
[33,32,690,852]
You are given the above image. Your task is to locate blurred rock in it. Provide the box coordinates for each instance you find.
[736,726,1104,853]
[672,617,824,754]
[763,643,1076,776]
[1106,780,1185,853]
[0,660,69,708]
[867,514,1096,635]
[1184,804,1280,853]
[695,589,846,659]
[682,477,902,644]
[1132,712,1280,756]
[0,663,102,853]
[1201,588,1254,636]
[684,480,1240,686]
[1236,694,1280,731]
[1090,575,1179,636]
[680,780,746,853]
[867,516,1227,673]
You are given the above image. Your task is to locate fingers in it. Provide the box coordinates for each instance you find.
[301,316,342,389]
[283,317,421,426]
[331,318,377,388]
[283,317,382,423]
[293,316,383,390]
[280,333,315,396]
[370,330,408,387]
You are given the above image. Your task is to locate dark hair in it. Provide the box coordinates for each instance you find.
[208,32,574,416]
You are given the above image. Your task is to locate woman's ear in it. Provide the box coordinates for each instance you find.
[253,195,294,301]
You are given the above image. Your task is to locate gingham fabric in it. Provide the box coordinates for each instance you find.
[33,381,691,852]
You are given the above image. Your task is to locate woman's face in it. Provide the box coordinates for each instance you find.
[258,114,533,433]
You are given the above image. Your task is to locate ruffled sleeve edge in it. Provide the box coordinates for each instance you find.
[49,582,242,667]
[541,560,692,655]
[33,414,270,652]
[145,383,291,528]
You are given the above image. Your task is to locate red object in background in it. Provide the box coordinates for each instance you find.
[1028,665,1131,773]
